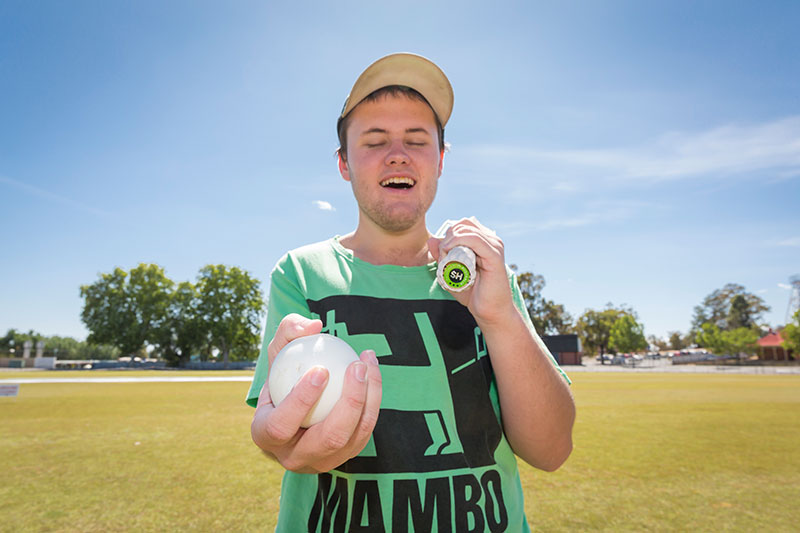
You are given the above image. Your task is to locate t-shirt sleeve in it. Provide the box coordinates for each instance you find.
[508,270,572,385]
[246,254,313,407]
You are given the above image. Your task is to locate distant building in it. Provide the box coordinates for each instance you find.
[757,330,794,362]
[542,334,583,365]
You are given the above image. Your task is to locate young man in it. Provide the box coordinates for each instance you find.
[249,53,575,531]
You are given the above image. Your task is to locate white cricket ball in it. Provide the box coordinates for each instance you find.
[268,333,360,428]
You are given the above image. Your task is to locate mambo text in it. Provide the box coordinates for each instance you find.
[308,469,509,532]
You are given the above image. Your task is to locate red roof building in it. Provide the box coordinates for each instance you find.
[757,330,794,362]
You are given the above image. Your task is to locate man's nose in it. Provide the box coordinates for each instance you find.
[385,142,410,165]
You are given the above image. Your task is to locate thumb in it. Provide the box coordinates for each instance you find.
[427,236,442,261]
[268,314,323,362]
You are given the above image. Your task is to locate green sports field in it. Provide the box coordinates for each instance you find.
[2,371,798,532]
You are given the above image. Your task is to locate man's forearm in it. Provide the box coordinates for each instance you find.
[478,306,576,471]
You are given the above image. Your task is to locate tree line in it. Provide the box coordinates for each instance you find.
[515,269,800,360]
[0,329,119,360]
[79,263,264,367]
[7,263,798,366]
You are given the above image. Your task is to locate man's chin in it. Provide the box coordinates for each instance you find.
[367,210,425,234]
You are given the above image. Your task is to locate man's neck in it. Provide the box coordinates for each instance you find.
[340,220,433,267]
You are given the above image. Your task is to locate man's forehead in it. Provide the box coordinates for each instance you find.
[348,93,438,130]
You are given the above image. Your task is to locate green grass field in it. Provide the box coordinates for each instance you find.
[2,371,798,532]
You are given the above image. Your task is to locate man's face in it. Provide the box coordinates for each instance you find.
[338,93,444,234]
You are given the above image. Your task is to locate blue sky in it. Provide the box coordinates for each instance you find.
[2,0,799,341]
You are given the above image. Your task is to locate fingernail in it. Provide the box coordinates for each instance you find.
[310,366,328,387]
[354,362,367,382]
[365,350,378,365]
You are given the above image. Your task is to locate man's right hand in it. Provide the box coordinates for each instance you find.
[250,313,382,473]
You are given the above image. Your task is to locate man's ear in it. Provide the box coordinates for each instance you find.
[437,149,445,178]
[338,151,351,182]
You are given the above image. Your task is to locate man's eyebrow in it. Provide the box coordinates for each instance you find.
[360,127,388,136]
[359,127,432,136]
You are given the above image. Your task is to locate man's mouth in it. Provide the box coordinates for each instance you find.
[380,176,416,189]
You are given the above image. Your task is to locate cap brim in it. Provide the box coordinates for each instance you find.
[340,53,453,127]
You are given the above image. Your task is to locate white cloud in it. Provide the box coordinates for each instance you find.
[312,200,335,211]
[770,237,800,247]
[494,198,649,235]
[459,115,800,188]
[778,283,792,290]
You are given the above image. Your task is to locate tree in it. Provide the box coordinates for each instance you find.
[726,294,754,330]
[515,268,574,335]
[696,324,726,355]
[668,331,688,350]
[691,283,770,333]
[1,329,119,360]
[696,323,759,362]
[80,264,173,357]
[158,281,208,367]
[724,328,760,362]
[609,315,647,354]
[575,304,636,362]
[195,265,265,368]
[782,310,800,355]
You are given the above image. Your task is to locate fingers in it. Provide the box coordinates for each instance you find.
[434,218,504,269]
[290,359,370,466]
[354,349,383,442]
[252,365,329,449]
[277,350,382,473]
[253,323,384,473]
[267,314,323,363]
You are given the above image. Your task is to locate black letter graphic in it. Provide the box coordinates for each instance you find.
[392,477,451,533]
[350,480,385,532]
[453,474,484,532]
[481,470,508,532]
[307,474,348,532]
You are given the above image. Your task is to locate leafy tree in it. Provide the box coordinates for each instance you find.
[696,323,759,362]
[696,324,725,355]
[0,329,46,356]
[80,264,173,357]
[1,329,119,360]
[41,336,81,358]
[609,315,647,354]
[515,268,574,335]
[668,331,688,350]
[725,327,760,362]
[575,304,636,362]
[782,310,800,355]
[76,343,120,360]
[158,281,208,367]
[195,265,264,368]
[691,283,770,333]
[726,294,754,330]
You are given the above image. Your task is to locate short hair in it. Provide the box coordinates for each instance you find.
[336,85,446,161]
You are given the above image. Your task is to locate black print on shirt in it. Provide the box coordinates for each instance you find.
[307,296,502,474]
[307,471,509,532]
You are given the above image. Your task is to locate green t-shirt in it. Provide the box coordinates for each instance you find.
[247,237,569,532]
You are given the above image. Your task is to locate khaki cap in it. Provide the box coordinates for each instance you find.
[340,53,454,126]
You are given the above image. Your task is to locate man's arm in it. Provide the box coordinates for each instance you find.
[429,219,575,471]
[475,305,575,470]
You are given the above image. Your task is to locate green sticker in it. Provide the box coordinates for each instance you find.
[443,262,470,289]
